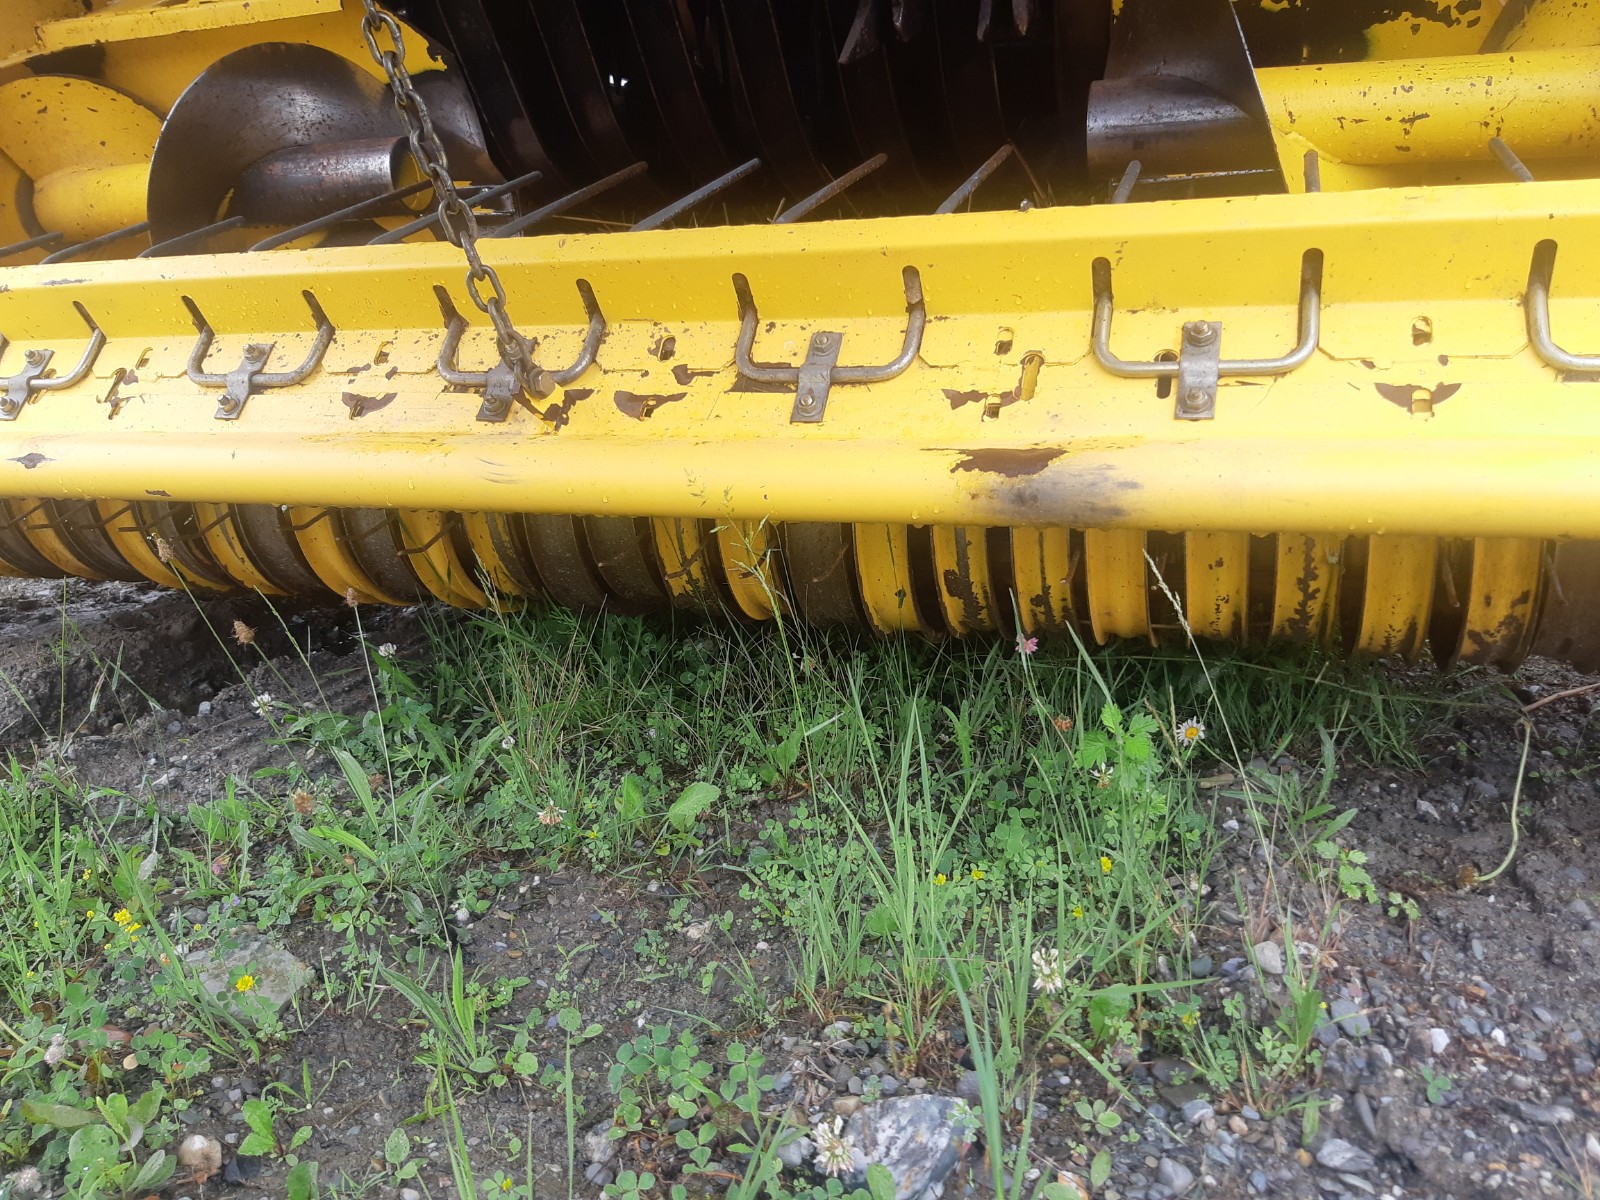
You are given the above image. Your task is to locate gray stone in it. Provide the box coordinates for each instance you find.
[1250,1169,1268,1193]
[1459,1016,1481,1037]
[848,1076,865,1096]
[582,1163,613,1187]
[1353,1093,1377,1140]
[400,1191,421,1200]
[1315,1138,1375,1173]
[1157,1158,1195,1195]
[1514,1101,1574,1126]
[776,1133,815,1170]
[1189,956,1213,977]
[955,1071,982,1100]
[833,1096,972,1200]
[1180,1099,1214,1126]
[1331,998,1371,1040]
[582,1120,618,1165]
[1253,942,1285,976]
[184,936,310,1028]
[1428,1028,1450,1055]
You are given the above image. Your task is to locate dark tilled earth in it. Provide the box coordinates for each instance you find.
[2,578,1598,1200]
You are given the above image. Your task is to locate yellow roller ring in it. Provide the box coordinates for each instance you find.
[1271,534,1343,645]
[1353,535,1436,660]
[1084,528,1150,644]
[95,501,196,591]
[931,526,995,634]
[715,519,782,621]
[1452,537,1544,667]
[394,510,489,609]
[6,499,109,581]
[195,502,286,595]
[1184,531,1250,643]
[461,512,539,598]
[289,506,408,606]
[1010,528,1074,636]
[854,523,920,633]
[652,518,718,614]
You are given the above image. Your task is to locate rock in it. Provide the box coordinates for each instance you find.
[1513,1101,1574,1126]
[1253,942,1285,976]
[955,1070,982,1100]
[1329,998,1370,1039]
[831,1096,972,1200]
[1180,1099,1215,1126]
[1316,1139,1375,1173]
[1353,1093,1377,1141]
[1189,955,1213,977]
[184,935,310,1028]
[177,1134,222,1182]
[777,1133,816,1170]
[583,1120,618,1165]
[1228,1116,1249,1136]
[1156,1157,1195,1196]
[583,1162,614,1187]
[1584,1132,1600,1165]
[400,1191,421,1200]
[1428,1028,1451,1055]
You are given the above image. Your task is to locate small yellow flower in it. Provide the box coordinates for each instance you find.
[112,908,132,926]
[85,910,95,920]
[1071,904,1084,919]
[127,923,142,934]
[1181,1010,1199,1027]
[1099,855,1113,875]
[234,975,256,993]
[500,1180,513,1193]
[970,869,985,881]
[129,936,138,945]
[933,873,947,886]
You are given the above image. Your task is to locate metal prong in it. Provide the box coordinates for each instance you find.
[774,154,887,224]
[367,167,545,246]
[1489,136,1535,183]
[487,163,649,240]
[138,215,249,259]
[0,231,64,261]
[632,159,762,232]
[1303,149,1322,194]
[936,144,1015,214]
[41,222,151,265]
[250,180,435,251]
[1111,160,1141,204]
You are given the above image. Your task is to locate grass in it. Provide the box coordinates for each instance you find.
[0,583,1482,1199]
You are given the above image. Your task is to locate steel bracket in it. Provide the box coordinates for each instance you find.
[0,303,108,422]
[794,332,844,423]
[184,290,333,420]
[435,280,604,424]
[1090,249,1323,420]
[733,266,926,425]
[1176,320,1221,420]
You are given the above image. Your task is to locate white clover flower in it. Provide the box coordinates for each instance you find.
[1032,946,1068,995]
[537,803,566,826]
[501,734,515,750]
[250,692,274,715]
[377,642,397,659]
[812,1115,854,1177]
[42,1032,66,1066]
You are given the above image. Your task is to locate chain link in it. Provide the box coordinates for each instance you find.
[358,0,540,403]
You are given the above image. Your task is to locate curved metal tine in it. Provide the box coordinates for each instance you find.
[250,180,435,252]
[367,168,544,246]
[486,163,649,239]
[1303,149,1322,193]
[1111,159,1141,204]
[632,158,762,232]
[1091,249,1322,378]
[41,222,152,265]
[138,215,248,259]
[734,266,926,384]
[936,143,1015,214]
[30,302,106,392]
[832,266,926,383]
[549,280,605,386]
[1526,240,1600,373]
[256,291,335,386]
[1489,136,1535,183]
[432,286,476,385]
[774,153,887,224]
[0,231,64,260]
[181,296,222,384]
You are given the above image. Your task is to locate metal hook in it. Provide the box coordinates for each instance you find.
[1525,240,1600,374]
[733,266,925,423]
[435,280,605,423]
[0,302,107,421]
[184,290,334,420]
[1091,248,1322,420]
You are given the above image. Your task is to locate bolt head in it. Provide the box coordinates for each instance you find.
[244,345,268,362]
[1185,321,1216,346]
[812,333,834,350]
[1183,387,1208,409]
[24,350,43,365]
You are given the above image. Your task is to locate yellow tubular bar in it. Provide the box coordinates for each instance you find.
[1184,531,1249,643]
[1354,536,1437,660]
[1271,535,1342,645]
[854,523,920,633]
[2,183,1600,540]
[1085,529,1149,644]
[1011,528,1074,636]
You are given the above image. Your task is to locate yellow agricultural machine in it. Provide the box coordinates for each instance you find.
[0,0,1596,668]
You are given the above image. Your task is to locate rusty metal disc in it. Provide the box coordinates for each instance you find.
[46,500,143,581]
[131,502,237,590]
[233,504,333,597]
[0,503,65,578]
[1529,541,1600,672]
[782,522,864,625]
[522,514,610,611]
[339,509,428,604]
[583,517,667,613]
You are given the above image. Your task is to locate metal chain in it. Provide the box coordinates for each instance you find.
[358,0,540,401]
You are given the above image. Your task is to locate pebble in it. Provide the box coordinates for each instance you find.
[583,1163,614,1187]
[1428,1028,1451,1055]
[1574,1055,1596,1077]
[1354,1093,1378,1140]
[1514,1101,1574,1126]
[1189,955,1213,977]
[955,1071,982,1100]
[1250,1169,1269,1193]
[1330,998,1371,1039]
[1585,1132,1600,1165]
[1316,1139,1375,1173]
[1157,1158,1195,1196]
[1253,941,1285,976]
[1180,1099,1214,1126]
[227,1088,243,1103]
[1459,1016,1481,1037]
[1228,1116,1249,1136]
[400,1191,421,1200]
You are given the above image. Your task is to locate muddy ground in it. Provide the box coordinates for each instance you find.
[2,577,1598,1200]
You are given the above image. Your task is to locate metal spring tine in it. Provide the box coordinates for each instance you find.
[0,499,45,534]
[285,507,336,534]
[936,144,1015,214]
[250,180,435,252]
[550,280,605,386]
[487,162,650,239]
[1489,136,1535,183]
[775,154,887,224]
[0,231,64,260]
[1303,149,1322,194]
[29,302,107,393]
[1525,239,1600,373]
[138,215,248,259]
[1111,160,1141,204]
[40,222,151,265]
[394,522,452,557]
[632,159,762,232]
[367,168,545,246]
